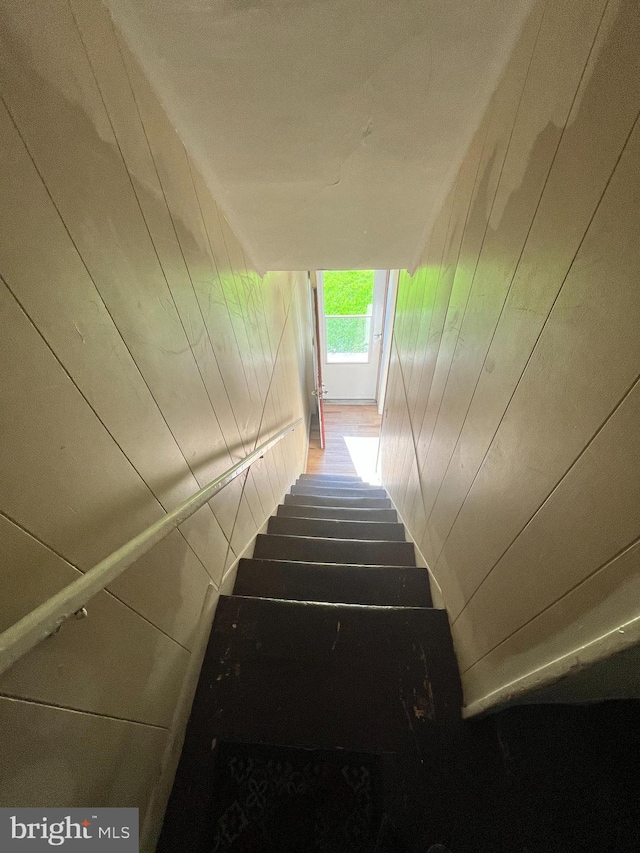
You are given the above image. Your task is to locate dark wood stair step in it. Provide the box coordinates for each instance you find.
[253,533,415,566]
[291,484,387,498]
[185,595,461,754]
[267,515,406,541]
[234,558,433,607]
[277,503,398,522]
[285,493,392,509]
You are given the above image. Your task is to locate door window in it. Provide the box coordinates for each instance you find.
[323,270,374,363]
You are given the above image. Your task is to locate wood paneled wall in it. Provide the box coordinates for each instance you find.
[380,0,640,711]
[0,0,310,819]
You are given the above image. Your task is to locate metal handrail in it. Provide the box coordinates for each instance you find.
[0,417,303,678]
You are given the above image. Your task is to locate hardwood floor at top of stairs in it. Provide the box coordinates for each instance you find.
[307,404,381,477]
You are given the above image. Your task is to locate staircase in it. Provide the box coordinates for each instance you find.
[160,473,463,851]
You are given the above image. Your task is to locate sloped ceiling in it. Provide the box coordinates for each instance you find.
[106,0,533,272]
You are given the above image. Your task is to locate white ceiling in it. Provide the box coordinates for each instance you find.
[107,0,533,272]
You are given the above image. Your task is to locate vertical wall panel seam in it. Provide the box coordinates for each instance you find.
[422,0,613,540]
[430,102,639,579]
[460,532,640,676]
[0,504,194,652]
[0,691,171,731]
[213,202,265,412]
[221,275,302,554]
[67,0,234,476]
[408,176,460,423]
[184,156,260,432]
[451,369,640,627]
[0,96,225,568]
[415,1,549,479]
[108,12,251,462]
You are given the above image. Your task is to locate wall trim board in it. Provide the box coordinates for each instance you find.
[382,488,445,611]
[463,610,640,719]
[140,582,217,853]
[382,471,640,721]
[377,269,399,416]
[302,408,312,476]
[140,451,305,851]
[140,272,310,845]
[219,461,302,595]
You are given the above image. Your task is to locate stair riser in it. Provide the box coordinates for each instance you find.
[296,478,377,489]
[291,485,387,498]
[284,494,392,509]
[234,559,433,607]
[268,516,406,541]
[299,473,363,482]
[254,534,415,566]
[277,504,398,523]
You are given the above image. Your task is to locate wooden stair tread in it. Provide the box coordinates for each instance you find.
[277,503,398,522]
[253,533,416,566]
[267,514,406,541]
[299,473,364,482]
[185,595,461,753]
[284,493,392,508]
[295,477,377,489]
[234,558,433,606]
[291,484,387,498]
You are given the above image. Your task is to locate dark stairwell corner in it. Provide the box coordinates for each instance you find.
[159,474,640,853]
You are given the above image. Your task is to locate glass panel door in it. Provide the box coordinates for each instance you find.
[317,270,387,401]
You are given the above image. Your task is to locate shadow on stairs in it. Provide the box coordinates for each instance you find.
[158,473,461,852]
[158,474,640,852]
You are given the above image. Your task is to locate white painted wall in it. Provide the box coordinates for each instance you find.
[105,0,533,272]
[379,0,640,715]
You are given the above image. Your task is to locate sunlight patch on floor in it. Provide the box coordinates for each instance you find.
[343,436,381,485]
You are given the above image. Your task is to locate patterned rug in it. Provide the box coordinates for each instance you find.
[209,743,382,852]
